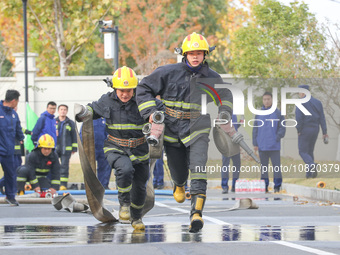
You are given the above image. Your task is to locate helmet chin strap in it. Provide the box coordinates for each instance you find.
[185,56,204,73]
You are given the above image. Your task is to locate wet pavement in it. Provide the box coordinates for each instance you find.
[0,190,340,255]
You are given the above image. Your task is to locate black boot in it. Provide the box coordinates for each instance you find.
[189,194,206,233]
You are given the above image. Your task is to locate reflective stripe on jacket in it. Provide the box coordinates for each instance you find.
[25,149,61,190]
[136,59,233,147]
[88,92,162,164]
[55,117,78,155]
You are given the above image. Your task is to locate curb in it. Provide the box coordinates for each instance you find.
[282,183,340,203]
[68,181,340,203]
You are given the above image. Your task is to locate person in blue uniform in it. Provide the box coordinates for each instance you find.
[253,92,286,193]
[93,117,112,189]
[221,114,241,194]
[31,101,57,146]
[295,85,328,178]
[0,90,25,206]
[153,152,164,189]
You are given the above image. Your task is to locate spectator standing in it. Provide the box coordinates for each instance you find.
[0,90,24,206]
[253,92,286,193]
[295,85,328,178]
[31,101,57,146]
[221,114,241,194]
[153,152,164,190]
[55,104,78,189]
[93,117,112,189]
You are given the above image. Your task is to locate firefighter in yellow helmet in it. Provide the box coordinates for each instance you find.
[136,32,233,232]
[17,134,60,196]
[76,66,164,230]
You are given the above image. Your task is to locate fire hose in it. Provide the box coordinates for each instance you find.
[74,103,156,222]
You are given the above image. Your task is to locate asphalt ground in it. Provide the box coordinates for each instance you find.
[0,190,340,255]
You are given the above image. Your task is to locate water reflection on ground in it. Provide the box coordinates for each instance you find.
[1,224,339,247]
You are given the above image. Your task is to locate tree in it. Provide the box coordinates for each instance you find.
[1,0,228,76]
[116,0,228,75]
[325,22,340,61]
[212,0,258,73]
[311,22,340,131]
[186,0,230,73]
[228,0,335,81]
[116,0,188,75]
[74,45,113,76]
[0,15,22,76]
[0,0,120,76]
[0,38,13,77]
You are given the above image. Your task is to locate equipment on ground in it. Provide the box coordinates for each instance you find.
[52,193,89,212]
[38,190,56,198]
[317,181,326,189]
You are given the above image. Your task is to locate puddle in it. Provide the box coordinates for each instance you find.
[1,224,339,246]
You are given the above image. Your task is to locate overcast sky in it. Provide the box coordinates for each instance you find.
[278,0,340,24]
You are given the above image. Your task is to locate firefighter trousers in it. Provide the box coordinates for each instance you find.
[165,136,209,195]
[17,165,51,191]
[58,154,71,187]
[109,153,149,220]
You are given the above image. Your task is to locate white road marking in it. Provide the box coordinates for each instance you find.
[155,201,337,254]
[271,241,338,255]
[155,201,232,225]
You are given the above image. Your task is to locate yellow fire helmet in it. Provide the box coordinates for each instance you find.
[112,66,138,89]
[181,32,210,55]
[38,134,55,148]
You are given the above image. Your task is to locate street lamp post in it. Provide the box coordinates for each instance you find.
[22,0,28,104]
[22,0,29,155]
[99,23,119,71]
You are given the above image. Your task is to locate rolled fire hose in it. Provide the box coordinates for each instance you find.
[142,159,156,217]
[0,197,52,204]
[0,195,88,205]
[317,181,326,188]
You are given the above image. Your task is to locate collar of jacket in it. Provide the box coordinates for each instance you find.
[56,116,70,122]
[181,57,210,77]
[261,105,277,111]
[42,110,55,119]
[0,100,13,112]
[34,147,55,154]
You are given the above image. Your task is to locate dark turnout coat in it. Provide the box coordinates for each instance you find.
[136,60,233,147]
[88,92,159,165]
